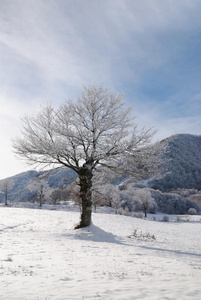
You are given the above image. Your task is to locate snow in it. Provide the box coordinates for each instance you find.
[0,206,201,299]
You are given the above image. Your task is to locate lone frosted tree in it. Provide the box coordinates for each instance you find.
[13,84,161,228]
[0,179,14,206]
[135,189,156,218]
[28,178,53,207]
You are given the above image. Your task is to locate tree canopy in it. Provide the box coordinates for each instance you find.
[13,84,162,228]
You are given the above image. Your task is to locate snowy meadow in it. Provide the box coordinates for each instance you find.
[0,206,201,300]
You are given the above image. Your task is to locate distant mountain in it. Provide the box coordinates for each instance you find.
[0,168,77,204]
[150,134,201,192]
[1,133,201,205]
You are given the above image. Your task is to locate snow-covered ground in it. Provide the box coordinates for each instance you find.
[0,206,201,300]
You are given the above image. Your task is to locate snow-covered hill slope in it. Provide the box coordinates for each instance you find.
[0,207,201,300]
[1,134,201,206]
[0,167,77,203]
[150,134,201,191]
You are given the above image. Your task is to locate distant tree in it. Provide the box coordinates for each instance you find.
[0,179,14,206]
[134,189,155,218]
[28,178,53,207]
[91,188,106,212]
[102,184,124,214]
[123,184,136,214]
[91,172,113,212]
[13,84,163,228]
[65,181,81,205]
[51,188,70,205]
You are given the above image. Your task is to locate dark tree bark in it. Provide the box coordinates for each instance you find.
[75,164,93,229]
[5,190,8,206]
[144,209,147,218]
[142,203,148,218]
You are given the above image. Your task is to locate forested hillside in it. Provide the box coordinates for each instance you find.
[1,134,201,213]
[150,134,201,191]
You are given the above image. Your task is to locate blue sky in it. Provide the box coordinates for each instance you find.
[0,0,201,179]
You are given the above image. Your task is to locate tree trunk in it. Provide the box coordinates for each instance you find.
[75,164,93,229]
[38,190,43,207]
[5,190,8,206]
[144,208,147,218]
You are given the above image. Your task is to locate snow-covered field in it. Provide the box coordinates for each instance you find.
[0,206,201,300]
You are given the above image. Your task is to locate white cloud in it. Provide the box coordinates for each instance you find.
[1,0,199,89]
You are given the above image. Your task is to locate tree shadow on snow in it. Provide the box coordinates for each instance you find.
[63,223,123,245]
[137,244,201,258]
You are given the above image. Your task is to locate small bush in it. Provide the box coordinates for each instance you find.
[162,215,169,222]
[188,208,197,215]
[118,207,131,216]
[133,212,144,219]
[138,212,144,219]
[176,216,182,222]
[128,229,156,241]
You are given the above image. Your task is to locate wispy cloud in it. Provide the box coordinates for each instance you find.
[0,0,201,178]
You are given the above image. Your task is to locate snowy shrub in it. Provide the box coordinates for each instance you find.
[188,208,197,215]
[136,212,144,219]
[176,216,182,222]
[128,229,156,241]
[118,207,131,216]
[162,215,169,222]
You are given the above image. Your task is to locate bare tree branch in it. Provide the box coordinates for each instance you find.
[13,84,163,228]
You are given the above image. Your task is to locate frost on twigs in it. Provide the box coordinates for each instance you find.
[13,84,164,228]
[128,229,156,241]
[27,176,53,207]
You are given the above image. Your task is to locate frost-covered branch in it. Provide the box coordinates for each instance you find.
[13,84,164,228]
